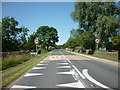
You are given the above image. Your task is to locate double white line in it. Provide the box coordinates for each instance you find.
[59,50,110,89]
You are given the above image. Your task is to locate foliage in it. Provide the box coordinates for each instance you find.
[26,32,37,50]
[65,29,95,50]
[68,2,120,50]
[36,26,59,50]
[111,35,120,49]
[96,15,119,47]
[2,17,29,52]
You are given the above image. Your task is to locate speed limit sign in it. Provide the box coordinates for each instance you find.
[34,38,40,44]
[95,38,100,44]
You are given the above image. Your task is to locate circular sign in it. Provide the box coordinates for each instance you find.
[95,38,100,44]
[34,39,40,44]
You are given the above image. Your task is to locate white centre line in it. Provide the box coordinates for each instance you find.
[59,50,86,79]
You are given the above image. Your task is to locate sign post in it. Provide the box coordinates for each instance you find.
[34,38,40,54]
[95,38,100,51]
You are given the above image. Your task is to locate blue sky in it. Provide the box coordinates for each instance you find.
[2,2,78,45]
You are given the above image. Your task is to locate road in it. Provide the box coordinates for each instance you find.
[9,49,119,89]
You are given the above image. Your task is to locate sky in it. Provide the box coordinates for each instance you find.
[2,2,78,45]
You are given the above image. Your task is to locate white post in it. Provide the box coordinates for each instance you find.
[36,44,37,54]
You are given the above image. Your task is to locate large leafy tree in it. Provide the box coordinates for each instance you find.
[36,26,59,50]
[96,15,119,48]
[65,29,95,50]
[2,17,29,51]
[71,2,119,31]
[111,35,120,60]
[71,2,120,50]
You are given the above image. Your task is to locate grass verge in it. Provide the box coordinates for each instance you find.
[64,50,119,62]
[1,52,50,88]
[2,54,34,70]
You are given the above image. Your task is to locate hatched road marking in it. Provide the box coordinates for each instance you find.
[57,66,71,69]
[32,67,46,70]
[11,85,36,88]
[24,73,43,77]
[37,64,48,66]
[57,70,75,75]
[56,81,85,88]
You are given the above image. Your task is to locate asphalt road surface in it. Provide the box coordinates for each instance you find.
[9,49,119,89]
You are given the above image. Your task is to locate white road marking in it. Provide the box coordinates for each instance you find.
[56,81,85,88]
[59,50,86,79]
[24,73,43,77]
[50,55,61,60]
[57,63,69,65]
[32,67,46,70]
[40,61,49,63]
[72,64,86,79]
[11,85,36,88]
[82,69,109,88]
[57,70,75,75]
[37,64,48,66]
[40,61,46,63]
[57,66,71,69]
[67,59,72,64]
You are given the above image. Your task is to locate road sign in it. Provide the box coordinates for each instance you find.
[34,39,40,44]
[95,38,100,44]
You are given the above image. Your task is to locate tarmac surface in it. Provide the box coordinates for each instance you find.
[8,49,119,89]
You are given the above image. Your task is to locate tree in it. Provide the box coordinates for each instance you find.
[26,32,37,50]
[2,17,29,51]
[111,36,120,49]
[36,26,59,50]
[96,15,119,49]
[71,2,120,50]
[65,37,78,49]
[66,29,95,50]
[79,31,95,50]
[111,36,120,60]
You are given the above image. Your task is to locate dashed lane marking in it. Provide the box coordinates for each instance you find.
[24,73,43,77]
[11,85,36,88]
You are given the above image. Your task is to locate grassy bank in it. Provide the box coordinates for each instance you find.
[1,52,50,88]
[64,50,119,62]
[2,53,34,70]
